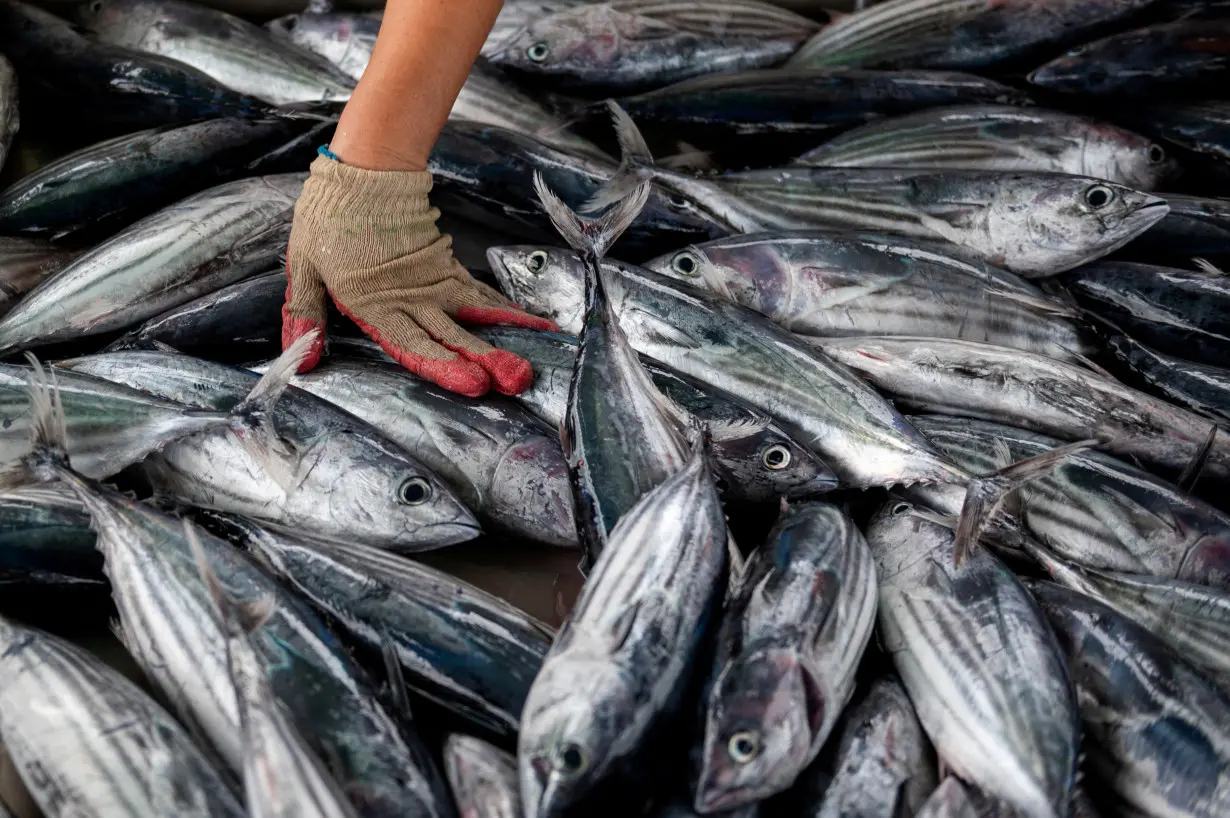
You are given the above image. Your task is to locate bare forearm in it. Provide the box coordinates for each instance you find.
[330,0,503,171]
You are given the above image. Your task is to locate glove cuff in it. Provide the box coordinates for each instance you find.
[298,154,438,229]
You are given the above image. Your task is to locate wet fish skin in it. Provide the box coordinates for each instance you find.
[216,516,553,740]
[808,676,937,818]
[643,230,1093,362]
[474,326,838,502]
[0,238,80,318]
[869,502,1079,818]
[0,55,15,172]
[0,113,331,239]
[79,0,356,105]
[1062,260,1230,368]
[915,778,977,818]
[444,735,521,818]
[0,0,269,135]
[519,436,729,818]
[0,173,304,356]
[484,0,583,57]
[1029,581,1230,818]
[487,246,965,491]
[0,485,100,586]
[489,0,820,93]
[56,350,480,551]
[0,617,245,818]
[907,414,1230,589]
[694,502,878,811]
[266,9,381,80]
[1102,330,1230,425]
[787,0,1157,70]
[1130,100,1230,168]
[819,336,1228,486]
[1028,19,1230,98]
[1121,193,1230,267]
[795,105,1173,191]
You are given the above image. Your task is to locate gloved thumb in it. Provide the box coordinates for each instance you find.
[282,254,328,373]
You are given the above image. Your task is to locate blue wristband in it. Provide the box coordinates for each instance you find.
[317,144,341,162]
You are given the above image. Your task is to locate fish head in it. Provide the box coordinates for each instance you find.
[264,13,298,39]
[695,648,820,811]
[488,6,635,88]
[75,0,153,40]
[487,433,578,547]
[639,189,734,246]
[988,175,1169,275]
[519,657,634,818]
[711,427,838,501]
[644,241,765,305]
[1079,126,1175,191]
[1027,31,1151,97]
[488,245,586,335]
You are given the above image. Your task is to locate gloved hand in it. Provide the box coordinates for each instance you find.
[283,154,556,397]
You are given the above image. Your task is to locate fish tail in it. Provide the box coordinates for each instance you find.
[533,168,650,263]
[0,356,89,496]
[953,438,1099,566]
[186,519,275,639]
[580,102,658,215]
[227,329,317,475]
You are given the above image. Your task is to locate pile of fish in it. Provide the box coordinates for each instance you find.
[1,0,1230,816]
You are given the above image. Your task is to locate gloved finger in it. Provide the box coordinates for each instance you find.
[448,281,559,332]
[408,304,536,396]
[332,298,493,397]
[282,255,328,373]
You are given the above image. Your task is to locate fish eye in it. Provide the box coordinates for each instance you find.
[727,731,761,764]
[1084,184,1114,209]
[398,477,432,506]
[891,502,911,516]
[1084,65,1108,86]
[1147,144,1166,164]
[666,193,690,209]
[672,251,701,277]
[555,743,587,777]
[89,0,103,10]
[527,250,548,273]
[527,42,550,63]
[762,444,792,471]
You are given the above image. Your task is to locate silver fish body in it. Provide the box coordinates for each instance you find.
[489,0,821,92]
[809,676,937,818]
[267,353,576,547]
[219,516,553,739]
[637,166,1168,277]
[56,351,479,550]
[695,502,878,811]
[643,231,1092,361]
[265,10,380,80]
[869,502,1079,818]
[1103,331,1230,425]
[474,326,837,502]
[0,174,303,355]
[484,0,584,56]
[915,778,977,818]
[0,55,16,172]
[444,735,521,818]
[0,617,244,818]
[79,0,355,105]
[0,238,79,317]
[819,336,1227,486]
[518,439,729,818]
[796,105,1172,191]
[907,415,1230,588]
[1030,582,1230,818]
[488,247,964,491]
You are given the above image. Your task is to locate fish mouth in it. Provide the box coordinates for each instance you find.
[408,521,483,549]
[785,470,840,498]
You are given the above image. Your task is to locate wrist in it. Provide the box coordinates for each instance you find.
[327,121,430,172]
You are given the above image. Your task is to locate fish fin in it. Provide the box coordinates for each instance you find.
[580,102,656,214]
[986,287,1079,318]
[726,532,746,589]
[534,169,649,261]
[378,630,414,722]
[659,142,714,173]
[707,415,771,443]
[799,660,828,735]
[954,438,1099,567]
[0,357,79,493]
[1194,257,1226,276]
[186,520,275,638]
[228,330,317,484]
[1178,424,1219,493]
[607,601,641,652]
[1064,350,1115,379]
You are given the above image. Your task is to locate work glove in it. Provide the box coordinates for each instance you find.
[283,154,556,397]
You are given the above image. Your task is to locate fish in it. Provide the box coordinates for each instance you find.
[786,0,1157,70]
[869,501,1079,818]
[0,113,333,239]
[444,735,521,818]
[0,0,269,135]
[536,172,689,566]
[694,501,878,811]
[0,485,99,586]
[0,173,304,356]
[56,345,480,550]
[265,9,381,80]
[78,0,356,105]
[1101,330,1230,425]
[1129,100,1230,170]
[0,367,455,818]
[191,524,359,818]
[1121,193,1230,267]
[907,414,1230,588]
[0,238,80,318]
[518,433,729,818]
[0,616,245,817]
[1023,538,1230,688]
[429,121,728,258]
[473,325,839,503]
[487,0,821,93]
[794,105,1173,191]
[817,336,1228,487]
[802,676,936,818]
[915,778,977,818]
[1028,19,1230,98]
[1029,581,1230,818]
[641,231,1092,361]
[1062,260,1230,368]
[259,349,578,547]
[595,103,1169,276]
[212,515,553,739]
[0,55,16,172]
[484,0,583,57]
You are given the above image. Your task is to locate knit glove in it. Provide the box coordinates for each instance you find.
[283,154,556,396]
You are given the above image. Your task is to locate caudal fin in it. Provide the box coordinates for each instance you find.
[0,357,81,493]
[582,102,658,215]
[228,330,317,478]
[533,170,649,263]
